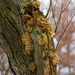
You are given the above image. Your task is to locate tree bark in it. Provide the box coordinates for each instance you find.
[0,0,59,75]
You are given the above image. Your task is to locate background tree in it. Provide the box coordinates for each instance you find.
[47,0,75,75]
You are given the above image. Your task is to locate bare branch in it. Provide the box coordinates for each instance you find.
[45,0,52,17]
[60,28,75,45]
[60,14,75,39]
[55,1,64,32]
[55,0,71,33]
[55,14,75,50]
[62,0,71,13]
[55,12,62,32]
[51,6,57,27]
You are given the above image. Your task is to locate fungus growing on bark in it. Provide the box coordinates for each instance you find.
[21,32,33,56]
[21,1,59,73]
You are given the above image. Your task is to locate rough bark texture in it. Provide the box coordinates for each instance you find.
[0,0,59,75]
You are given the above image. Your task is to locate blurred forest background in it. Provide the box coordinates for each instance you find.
[0,0,75,75]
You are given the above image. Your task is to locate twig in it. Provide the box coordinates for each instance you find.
[55,0,71,33]
[55,1,63,32]
[55,14,75,50]
[60,14,75,40]
[60,28,75,45]
[62,0,71,13]
[55,0,65,33]
[52,7,57,26]
[45,0,52,17]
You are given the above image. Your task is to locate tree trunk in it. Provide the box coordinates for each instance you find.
[0,0,59,75]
